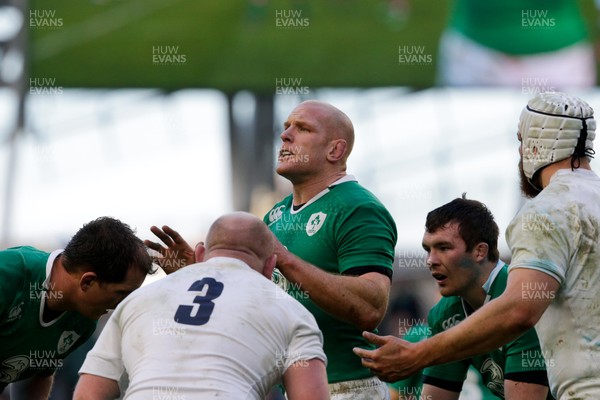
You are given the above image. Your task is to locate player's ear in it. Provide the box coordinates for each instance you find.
[263,254,277,279]
[80,272,97,292]
[473,242,489,263]
[327,139,347,162]
[194,242,206,263]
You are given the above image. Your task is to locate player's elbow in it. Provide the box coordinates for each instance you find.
[355,308,385,332]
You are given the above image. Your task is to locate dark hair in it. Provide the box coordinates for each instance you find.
[62,217,153,283]
[425,194,499,263]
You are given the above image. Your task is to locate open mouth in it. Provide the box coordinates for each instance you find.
[431,272,447,283]
[278,148,296,162]
[279,148,294,159]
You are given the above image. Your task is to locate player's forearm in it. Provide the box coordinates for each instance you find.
[421,384,460,400]
[504,380,549,400]
[74,374,120,400]
[416,294,530,368]
[277,253,389,331]
[10,373,54,400]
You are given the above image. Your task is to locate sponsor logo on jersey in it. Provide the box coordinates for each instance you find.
[7,302,25,322]
[268,205,285,224]
[306,212,327,236]
[481,358,504,398]
[0,355,29,383]
[57,331,80,355]
[441,313,462,330]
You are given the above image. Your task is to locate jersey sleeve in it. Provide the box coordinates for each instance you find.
[336,202,397,273]
[78,309,125,381]
[282,304,327,372]
[503,326,548,376]
[506,201,572,285]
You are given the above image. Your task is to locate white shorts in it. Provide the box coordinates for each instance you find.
[328,376,390,400]
[437,29,596,89]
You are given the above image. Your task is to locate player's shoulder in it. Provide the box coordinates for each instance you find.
[0,246,48,278]
[327,182,394,227]
[0,245,48,262]
[330,181,383,206]
[264,194,293,224]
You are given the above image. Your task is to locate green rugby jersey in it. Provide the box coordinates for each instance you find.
[388,325,498,400]
[423,263,550,399]
[0,246,96,388]
[450,0,588,55]
[264,177,397,383]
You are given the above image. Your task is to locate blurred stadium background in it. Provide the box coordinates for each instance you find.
[1,0,599,398]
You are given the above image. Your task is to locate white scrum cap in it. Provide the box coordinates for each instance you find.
[519,92,596,180]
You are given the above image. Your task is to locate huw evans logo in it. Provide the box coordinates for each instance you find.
[522,10,555,29]
[398,45,432,65]
[152,45,187,66]
[275,77,310,95]
[522,77,556,96]
[29,78,63,95]
[30,10,63,29]
[275,9,309,29]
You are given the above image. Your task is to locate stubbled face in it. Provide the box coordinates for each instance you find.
[276,103,332,182]
[77,265,146,320]
[422,222,483,298]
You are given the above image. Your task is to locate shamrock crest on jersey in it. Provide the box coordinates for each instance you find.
[57,331,80,355]
[306,212,327,236]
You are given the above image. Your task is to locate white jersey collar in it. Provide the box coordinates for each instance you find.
[44,249,64,289]
[40,249,65,327]
[482,260,505,295]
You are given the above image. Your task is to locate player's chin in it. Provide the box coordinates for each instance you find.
[275,162,295,177]
[437,285,456,297]
[88,308,110,321]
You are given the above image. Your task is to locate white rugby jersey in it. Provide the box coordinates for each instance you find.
[507,168,600,399]
[80,257,326,399]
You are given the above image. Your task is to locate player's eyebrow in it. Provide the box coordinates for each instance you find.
[284,118,316,131]
[425,240,453,250]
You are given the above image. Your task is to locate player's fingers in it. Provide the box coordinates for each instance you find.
[162,225,189,246]
[144,239,164,254]
[362,331,387,346]
[150,226,175,247]
[144,240,160,251]
[352,346,375,360]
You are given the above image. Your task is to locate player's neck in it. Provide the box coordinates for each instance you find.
[540,157,591,188]
[461,261,495,311]
[45,255,73,313]
[291,171,346,205]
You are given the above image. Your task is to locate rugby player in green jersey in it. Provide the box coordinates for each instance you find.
[264,100,397,399]
[0,217,153,400]
[417,197,551,399]
[355,92,600,399]
[146,100,397,399]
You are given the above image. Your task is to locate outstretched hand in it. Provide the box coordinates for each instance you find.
[144,225,196,274]
[352,331,425,382]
